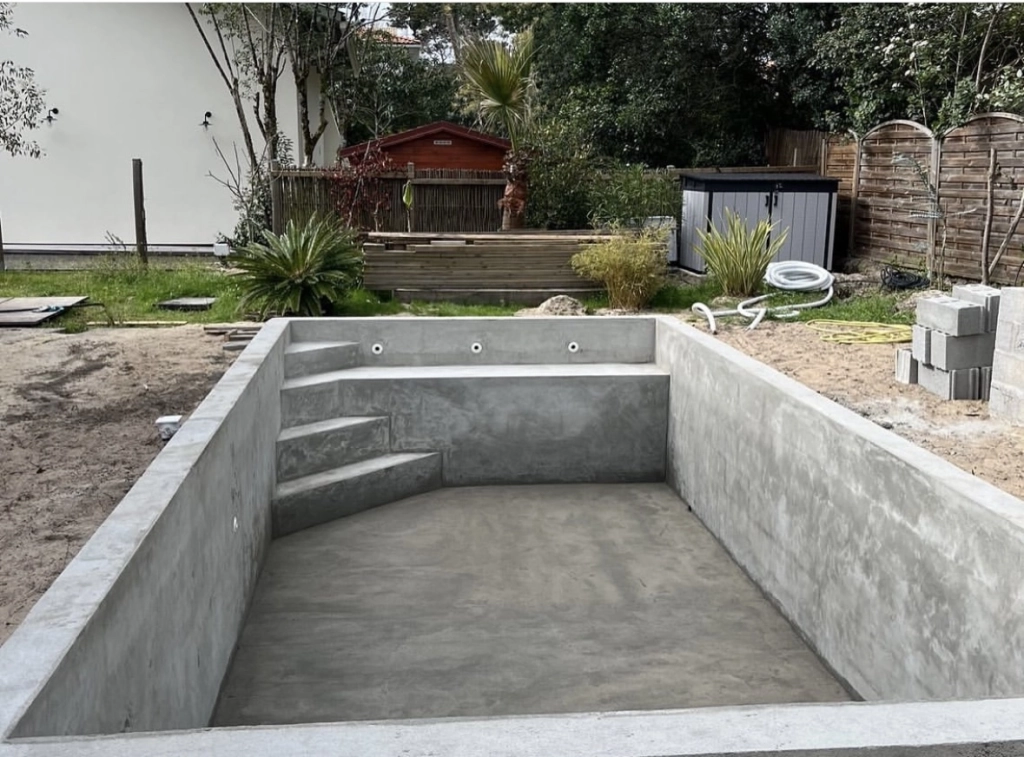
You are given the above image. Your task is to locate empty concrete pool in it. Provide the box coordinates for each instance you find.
[214,483,848,726]
[5,315,1024,757]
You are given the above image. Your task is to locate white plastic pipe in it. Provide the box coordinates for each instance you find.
[765,261,834,291]
[691,262,835,333]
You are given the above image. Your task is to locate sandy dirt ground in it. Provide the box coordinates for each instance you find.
[0,326,232,645]
[708,319,1024,499]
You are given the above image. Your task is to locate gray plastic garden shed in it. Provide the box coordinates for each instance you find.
[677,172,839,272]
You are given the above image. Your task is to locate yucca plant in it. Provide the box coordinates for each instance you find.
[230,214,362,318]
[571,228,668,310]
[696,209,789,296]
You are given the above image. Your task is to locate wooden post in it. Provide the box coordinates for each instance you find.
[406,162,416,233]
[0,212,5,273]
[980,147,997,285]
[848,136,862,257]
[819,138,828,176]
[270,160,284,235]
[927,136,942,282]
[132,158,149,267]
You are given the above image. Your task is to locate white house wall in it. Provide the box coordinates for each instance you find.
[0,3,300,245]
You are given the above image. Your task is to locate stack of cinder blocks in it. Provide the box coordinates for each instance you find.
[895,284,1000,400]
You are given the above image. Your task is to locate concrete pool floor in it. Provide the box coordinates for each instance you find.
[213,483,850,726]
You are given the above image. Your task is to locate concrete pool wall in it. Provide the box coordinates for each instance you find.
[657,318,1024,701]
[3,316,1024,756]
[0,319,288,738]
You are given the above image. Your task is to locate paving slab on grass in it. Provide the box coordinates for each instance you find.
[156,297,217,311]
[213,483,850,726]
[0,296,87,326]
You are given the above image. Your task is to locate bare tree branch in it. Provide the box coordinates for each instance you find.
[186,3,258,171]
[975,4,1003,91]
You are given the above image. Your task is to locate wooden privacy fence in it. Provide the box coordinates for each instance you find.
[820,113,1024,283]
[766,127,830,168]
[362,232,610,305]
[271,166,505,234]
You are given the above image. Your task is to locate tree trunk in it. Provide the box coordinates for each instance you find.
[500,176,528,230]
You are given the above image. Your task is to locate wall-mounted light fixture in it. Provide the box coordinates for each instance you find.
[45,107,58,124]
[201,111,212,129]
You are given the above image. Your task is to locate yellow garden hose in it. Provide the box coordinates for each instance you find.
[805,320,912,344]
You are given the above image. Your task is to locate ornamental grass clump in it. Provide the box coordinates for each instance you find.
[230,214,362,318]
[696,208,788,296]
[570,228,668,310]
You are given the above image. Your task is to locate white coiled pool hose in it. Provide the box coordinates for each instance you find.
[765,261,835,291]
[691,261,835,333]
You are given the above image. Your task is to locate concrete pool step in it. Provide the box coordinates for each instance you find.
[276,416,390,483]
[272,452,442,537]
[284,340,360,379]
[279,362,669,429]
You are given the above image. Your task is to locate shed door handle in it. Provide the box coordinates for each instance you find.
[764,194,770,209]
[773,193,778,208]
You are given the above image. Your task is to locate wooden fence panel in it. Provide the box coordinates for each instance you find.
[940,114,1024,283]
[853,122,935,269]
[766,127,829,167]
[823,135,857,260]
[274,168,504,233]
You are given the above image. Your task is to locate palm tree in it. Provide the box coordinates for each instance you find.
[458,28,536,230]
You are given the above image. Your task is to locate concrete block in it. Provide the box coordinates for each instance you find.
[918,364,980,400]
[994,288,1024,353]
[996,287,1024,322]
[982,365,992,402]
[272,452,442,536]
[916,295,985,336]
[895,348,918,384]
[991,289,1024,422]
[990,380,1024,424]
[930,331,996,370]
[952,283,1001,332]
[911,325,931,366]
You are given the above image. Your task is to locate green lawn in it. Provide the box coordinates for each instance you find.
[0,264,913,332]
[650,281,914,325]
[0,262,244,329]
[0,263,521,330]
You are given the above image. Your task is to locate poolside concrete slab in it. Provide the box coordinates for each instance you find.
[213,483,849,726]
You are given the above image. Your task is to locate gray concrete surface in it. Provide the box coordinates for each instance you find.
[214,483,849,726]
[657,316,1024,702]
[952,283,1001,332]
[276,415,390,482]
[917,295,985,336]
[0,320,289,739]
[11,699,1024,757]
[283,340,360,378]
[288,316,655,366]
[990,288,1024,424]
[272,451,443,536]
[280,364,668,486]
[930,330,995,371]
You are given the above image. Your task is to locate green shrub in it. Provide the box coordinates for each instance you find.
[571,228,668,310]
[230,214,362,318]
[588,164,678,229]
[525,119,606,230]
[696,209,788,297]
